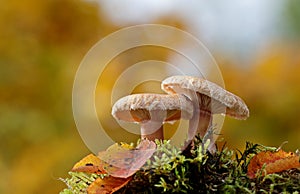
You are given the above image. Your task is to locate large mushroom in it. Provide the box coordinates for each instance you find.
[161,75,249,145]
[112,93,193,141]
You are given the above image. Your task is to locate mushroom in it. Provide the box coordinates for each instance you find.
[112,93,194,141]
[161,76,249,145]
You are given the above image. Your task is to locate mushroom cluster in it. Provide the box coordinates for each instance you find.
[112,76,249,149]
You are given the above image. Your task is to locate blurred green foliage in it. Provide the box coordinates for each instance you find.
[0,0,299,193]
[284,0,300,39]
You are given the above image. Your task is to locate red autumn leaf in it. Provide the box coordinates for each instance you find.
[71,154,106,174]
[87,176,131,194]
[98,139,156,178]
[247,149,300,179]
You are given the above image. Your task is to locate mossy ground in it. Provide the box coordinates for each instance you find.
[60,137,300,194]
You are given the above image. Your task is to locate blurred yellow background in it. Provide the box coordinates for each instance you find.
[0,0,299,193]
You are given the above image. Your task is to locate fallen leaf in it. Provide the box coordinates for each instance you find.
[247,149,300,178]
[98,140,156,178]
[87,176,131,194]
[72,154,106,174]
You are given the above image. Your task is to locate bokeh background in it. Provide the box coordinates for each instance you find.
[1,0,299,193]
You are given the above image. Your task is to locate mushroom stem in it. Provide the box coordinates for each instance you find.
[183,106,213,152]
[141,126,164,141]
[140,121,164,141]
[187,108,212,142]
[197,110,212,137]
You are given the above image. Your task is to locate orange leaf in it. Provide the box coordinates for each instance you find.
[72,154,106,174]
[87,176,131,194]
[98,140,156,178]
[247,150,300,178]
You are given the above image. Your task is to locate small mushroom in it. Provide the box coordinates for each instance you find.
[161,76,249,144]
[112,93,193,141]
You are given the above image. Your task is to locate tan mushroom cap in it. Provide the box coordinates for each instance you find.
[161,76,249,120]
[112,93,194,123]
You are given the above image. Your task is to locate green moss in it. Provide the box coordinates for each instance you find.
[59,172,106,194]
[60,137,300,194]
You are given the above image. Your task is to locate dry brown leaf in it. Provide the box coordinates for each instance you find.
[87,176,131,194]
[71,154,106,174]
[247,150,300,178]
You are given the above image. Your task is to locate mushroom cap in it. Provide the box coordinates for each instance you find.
[112,93,193,123]
[161,76,249,120]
